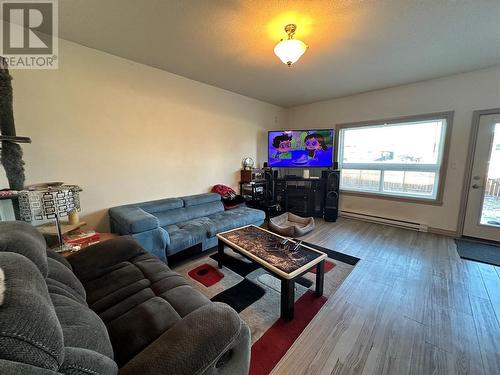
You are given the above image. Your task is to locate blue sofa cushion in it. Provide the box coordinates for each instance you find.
[139,198,184,214]
[155,201,224,227]
[181,193,221,207]
[109,206,159,233]
[164,218,213,255]
[206,207,265,237]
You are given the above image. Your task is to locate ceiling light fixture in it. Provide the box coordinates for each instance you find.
[274,24,308,67]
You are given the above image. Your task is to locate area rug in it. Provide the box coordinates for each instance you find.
[456,238,500,266]
[308,259,336,273]
[187,263,223,287]
[173,242,358,375]
[250,290,327,375]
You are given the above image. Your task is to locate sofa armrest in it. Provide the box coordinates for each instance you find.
[109,206,159,234]
[68,236,145,281]
[129,229,170,262]
[119,303,250,375]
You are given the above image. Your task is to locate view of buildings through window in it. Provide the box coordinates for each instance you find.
[339,118,447,200]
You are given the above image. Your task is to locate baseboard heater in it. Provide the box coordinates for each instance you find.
[340,210,429,232]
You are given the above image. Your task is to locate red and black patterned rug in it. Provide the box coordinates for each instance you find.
[173,241,358,375]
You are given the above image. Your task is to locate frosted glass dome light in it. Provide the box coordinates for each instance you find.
[274,24,308,66]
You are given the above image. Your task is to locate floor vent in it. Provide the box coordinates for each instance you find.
[340,211,428,232]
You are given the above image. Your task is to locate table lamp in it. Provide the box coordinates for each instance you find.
[18,183,82,252]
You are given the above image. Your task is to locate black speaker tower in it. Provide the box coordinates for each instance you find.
[322,170,340,222]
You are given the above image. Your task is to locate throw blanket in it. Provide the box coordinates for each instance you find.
[211,184,246,209]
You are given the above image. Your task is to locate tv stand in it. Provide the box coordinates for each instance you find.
[270,171,340,221]
[239,170,340,221]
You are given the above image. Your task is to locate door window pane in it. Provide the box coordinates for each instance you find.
[480,123,500,226]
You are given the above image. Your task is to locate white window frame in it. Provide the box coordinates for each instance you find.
[337,112,453,203]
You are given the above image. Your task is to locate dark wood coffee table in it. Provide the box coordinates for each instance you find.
[216,225,327,320]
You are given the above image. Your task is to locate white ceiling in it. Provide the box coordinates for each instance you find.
[56,0,500,107]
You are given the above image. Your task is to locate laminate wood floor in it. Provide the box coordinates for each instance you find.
[271,218,500,375]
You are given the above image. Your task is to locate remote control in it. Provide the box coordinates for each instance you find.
[292,240,303,252]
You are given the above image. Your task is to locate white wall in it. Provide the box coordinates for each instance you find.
[286,65,500,233]
[11,39,285,230]
[8,37,500,234]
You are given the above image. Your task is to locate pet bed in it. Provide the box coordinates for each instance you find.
[269,212,315,237]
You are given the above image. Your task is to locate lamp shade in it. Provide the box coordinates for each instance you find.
[18,184,81,221]
[274,39,308,66]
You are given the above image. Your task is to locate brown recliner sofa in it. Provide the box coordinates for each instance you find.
[0,221,250,375]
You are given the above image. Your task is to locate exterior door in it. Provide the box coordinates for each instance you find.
[463,113,500,241]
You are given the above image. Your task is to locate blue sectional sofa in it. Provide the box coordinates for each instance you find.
[109,193,265,262]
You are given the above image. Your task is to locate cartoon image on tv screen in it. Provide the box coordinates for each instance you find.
[268,129,334,167]
[271,133,293,160]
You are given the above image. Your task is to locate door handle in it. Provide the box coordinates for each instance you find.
[472,184,483,189]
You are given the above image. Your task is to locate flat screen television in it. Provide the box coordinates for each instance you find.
[268,129,334,168]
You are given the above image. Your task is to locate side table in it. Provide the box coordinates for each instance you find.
[60,232,119,257]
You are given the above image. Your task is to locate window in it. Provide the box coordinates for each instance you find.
[338,113,451,201]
